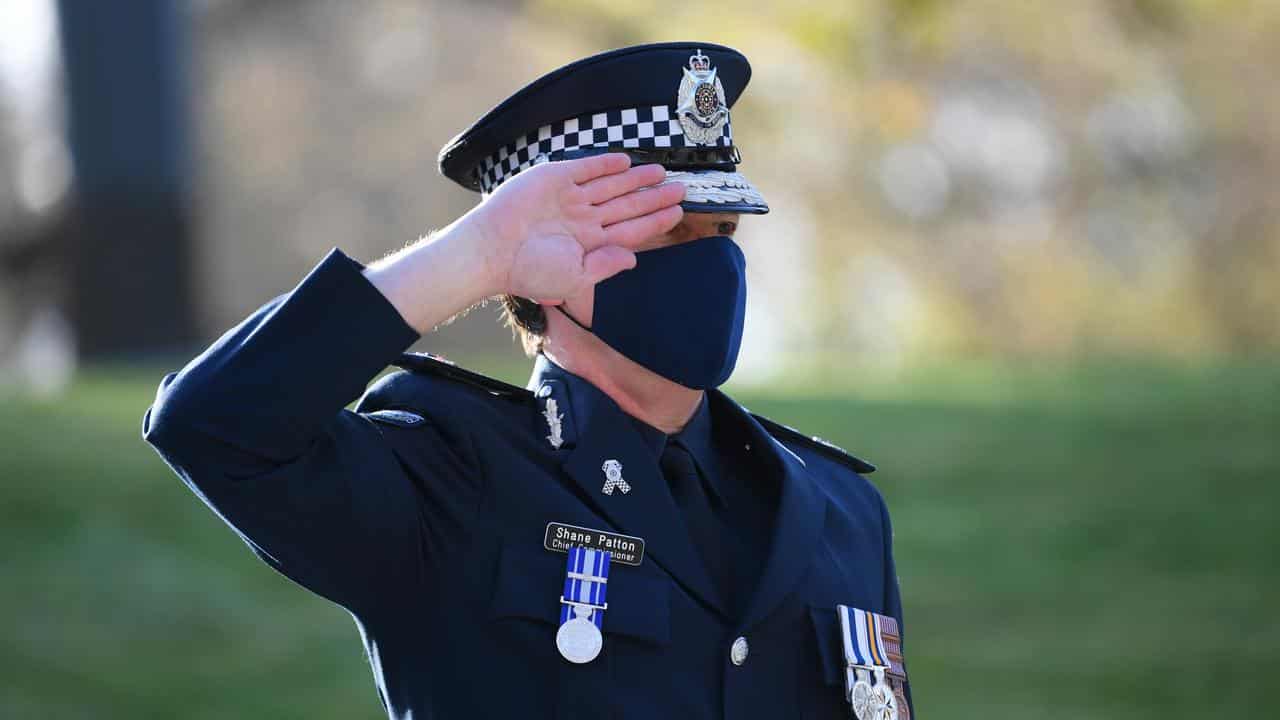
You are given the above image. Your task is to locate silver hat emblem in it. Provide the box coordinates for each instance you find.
[675,49,729,145]
[600,459,631,496]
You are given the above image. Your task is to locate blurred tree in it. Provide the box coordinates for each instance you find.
[56,0,195,356]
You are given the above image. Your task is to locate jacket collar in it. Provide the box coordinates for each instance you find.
[707,388,831,630]
[528,357,829,628]
[528,355,728,616]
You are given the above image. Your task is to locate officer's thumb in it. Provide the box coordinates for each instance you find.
[582,246,637,286]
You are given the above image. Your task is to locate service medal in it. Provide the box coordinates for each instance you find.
[850,678,873,719]
[850,676,898,720]
[556,605,603,664]
[873,682,899,720]
[555,545,612,664]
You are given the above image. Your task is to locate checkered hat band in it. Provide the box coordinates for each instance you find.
[478,104,733,193]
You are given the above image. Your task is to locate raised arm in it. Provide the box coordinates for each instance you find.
[365,153,684,331]
[142,155,683,611]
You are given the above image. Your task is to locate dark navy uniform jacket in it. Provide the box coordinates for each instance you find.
[143,249,913,719]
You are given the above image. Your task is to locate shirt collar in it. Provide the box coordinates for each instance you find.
[638,393,727,508]
[669,393,713,459]
[668,394,727,507]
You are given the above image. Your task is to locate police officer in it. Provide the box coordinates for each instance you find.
[144,42,913,720]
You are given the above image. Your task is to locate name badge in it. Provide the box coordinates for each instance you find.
[544,522,645,566]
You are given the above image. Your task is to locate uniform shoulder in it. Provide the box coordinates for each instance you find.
[751,413,877,475]
[392,352,534,399]
[356,352,533,418]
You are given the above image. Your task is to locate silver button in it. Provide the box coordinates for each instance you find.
[730,636,749,666]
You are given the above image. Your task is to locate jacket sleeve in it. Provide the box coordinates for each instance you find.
[141,248,467,612]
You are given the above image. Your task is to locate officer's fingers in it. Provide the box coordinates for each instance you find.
[567,153,631,185]
[581,245,637,285]
[601,205,684,249]
[595,182,685,227]
[579,163,667,205]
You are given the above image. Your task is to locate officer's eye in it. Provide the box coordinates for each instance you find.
[717,221,737,235]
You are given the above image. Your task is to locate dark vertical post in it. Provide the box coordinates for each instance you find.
[56,0,195,356]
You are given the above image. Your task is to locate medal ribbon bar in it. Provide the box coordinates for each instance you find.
[560,546,612,629]
[838,604,892,670]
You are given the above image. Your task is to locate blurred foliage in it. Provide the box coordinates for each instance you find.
[8,0,1275,378]
[1,361,1277,717]
[525,0,1280,366]
[3,0,1274,378]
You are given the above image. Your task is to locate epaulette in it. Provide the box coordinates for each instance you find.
[393,352,533,403]
[751,414,877,474]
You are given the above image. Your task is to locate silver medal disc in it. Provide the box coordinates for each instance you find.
[851,680,874,720]
[871,682,898,720]
[556,615,603,664]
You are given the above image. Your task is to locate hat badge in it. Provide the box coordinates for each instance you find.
[676,49,729,145]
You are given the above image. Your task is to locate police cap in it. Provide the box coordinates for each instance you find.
[438,41,768,215]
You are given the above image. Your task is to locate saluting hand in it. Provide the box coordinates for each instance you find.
[364,153,683,335]
[473,153,684,304]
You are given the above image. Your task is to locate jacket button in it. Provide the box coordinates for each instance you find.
[730,636,749,666]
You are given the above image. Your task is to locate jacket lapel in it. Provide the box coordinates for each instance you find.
[709,390,830,630]
[560,393,727,617]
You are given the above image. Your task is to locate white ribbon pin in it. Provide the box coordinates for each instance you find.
[600,459,631,496]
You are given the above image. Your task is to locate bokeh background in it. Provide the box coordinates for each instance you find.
[1,0,1277,718]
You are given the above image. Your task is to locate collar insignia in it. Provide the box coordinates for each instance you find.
[543,397,565,449]
[675,49,729,145]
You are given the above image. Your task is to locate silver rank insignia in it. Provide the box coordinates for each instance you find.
[675,49,729,145]
[543,397,565,449]
[600,459,631,495]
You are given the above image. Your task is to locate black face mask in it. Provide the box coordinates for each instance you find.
[563,236,747,389]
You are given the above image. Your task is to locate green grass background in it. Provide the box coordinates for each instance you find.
[2,361,1277,718]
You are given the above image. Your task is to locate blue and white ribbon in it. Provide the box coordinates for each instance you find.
[560,546,611,628]
[838,604,892,669]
